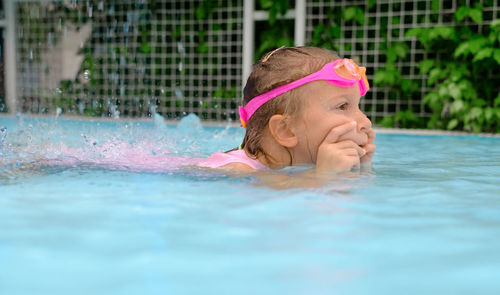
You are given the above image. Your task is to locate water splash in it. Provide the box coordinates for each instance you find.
[175,88,183,99]
[0,126,7,157]
[153,113,167,130]
[78,101,86,114]
[0,115,243,176]
[177,41,185,57]
[83,69,90,80]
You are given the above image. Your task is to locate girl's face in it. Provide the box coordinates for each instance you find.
[291,81,372,165]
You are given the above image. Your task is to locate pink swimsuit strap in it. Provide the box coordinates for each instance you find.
[196,149,268,170]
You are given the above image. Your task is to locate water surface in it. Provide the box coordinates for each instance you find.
[1,116,499,295]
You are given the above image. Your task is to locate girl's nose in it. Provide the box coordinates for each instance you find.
[357,112,372,132]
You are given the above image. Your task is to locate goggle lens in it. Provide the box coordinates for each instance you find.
[334,59,369,89]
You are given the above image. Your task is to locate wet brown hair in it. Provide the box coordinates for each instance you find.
[240,46,340,161]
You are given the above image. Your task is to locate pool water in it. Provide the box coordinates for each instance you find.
[1,115,500,295]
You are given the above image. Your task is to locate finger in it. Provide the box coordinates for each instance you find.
[362,143,376,154]
[366,128,376,143]
[324,121,357,143]
[360,143,376,163]
[333,140,366,157]
[345,148,366,157]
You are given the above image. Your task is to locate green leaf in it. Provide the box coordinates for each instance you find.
[401,79,418,94]
[494,49,500,65]
[418,59,435,74]
[405,28,421,38]
[139,43,151,54]
[484,108,494,121]
[468,37,488,54]
[195,5,205,20]
[448,83,461,100]
[327,25,341,39]
[455,6,470,22]
[213,88,224,98]
[373,70,387,85]
[268,8,277,25]
[494,92,500,107]
[469,8,483,24]
[428,68,442,86]
[447,119,459,130]
[490,19,500,28]
[450,100,465,114]
[343,7,356,22]
[438,85,448,98]
[387,47,398,62]
[368,0,377,10]
[470,107,482,119]
[312,24,324,44]
[431,0,440,11]
[259,0,273,9]
[423,92,439,106]
[434,26,454,39]
[454,42,470,58]
[197,43,209,54]
[488,31,497,43]
[354,8,365,25]
[393,42,408,59]
[380,116,395,128]
[394,109,420,128]
[473,48,493,62]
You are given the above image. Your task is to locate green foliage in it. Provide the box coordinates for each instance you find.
[309,6,343,51]
[213,87,237,100]
[373,42,418,99]
[404,7,500,133]
[380,109,425,129]
[259,0,289,25]
[195,0,214,20]
[343,6,365,25]
[255,22,294,59]
[372,3,499,133]
[406,26,457,45]
[455,3,483,24]
[254,0,294,59]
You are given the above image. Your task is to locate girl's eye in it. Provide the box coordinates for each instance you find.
[337,103,348,110]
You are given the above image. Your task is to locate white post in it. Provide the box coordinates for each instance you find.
[242,0,254,93]
[294,0,306,46]
[5,0,18,114]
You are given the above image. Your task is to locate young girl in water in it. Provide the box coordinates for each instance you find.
[197,46,376,174]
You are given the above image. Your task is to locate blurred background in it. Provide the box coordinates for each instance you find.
[0,0,499,132]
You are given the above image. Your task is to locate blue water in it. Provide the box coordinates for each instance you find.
[1,116,500,295]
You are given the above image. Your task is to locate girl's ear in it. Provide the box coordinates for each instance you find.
[268,114,298,148]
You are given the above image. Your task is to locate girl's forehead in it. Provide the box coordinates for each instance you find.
[302,81,360,101]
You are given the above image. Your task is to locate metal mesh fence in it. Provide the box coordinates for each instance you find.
[305,0,500,124]
[9,0,500,123]
[0,28,4,110]
[15,0,243,120]
[0,0,4,110]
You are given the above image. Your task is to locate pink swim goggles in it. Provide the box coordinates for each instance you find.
[239,58,369,127]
